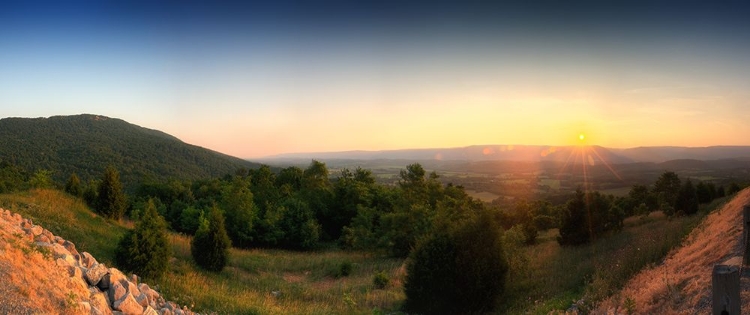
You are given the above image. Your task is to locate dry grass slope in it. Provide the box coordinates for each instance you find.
[595,188,750,314]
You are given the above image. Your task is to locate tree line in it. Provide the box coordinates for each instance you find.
[2,157,746,314]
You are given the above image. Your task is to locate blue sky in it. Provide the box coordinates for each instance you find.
[2,1,750,158]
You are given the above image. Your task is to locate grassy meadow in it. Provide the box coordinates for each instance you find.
[0,189,727,314]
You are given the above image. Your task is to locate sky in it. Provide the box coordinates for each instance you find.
[1,1,750,158]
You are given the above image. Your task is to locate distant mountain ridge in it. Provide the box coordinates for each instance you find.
[264,145,750,164]
[0,114,258,188]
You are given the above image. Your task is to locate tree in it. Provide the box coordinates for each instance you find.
[695,181,713,204]
[558,189,590,246]
[558,189,621,246]
[628,184,656,214]
[653,171,681,215]
[114,199,170,280]
[29,169,54,188]
[191,205,231,272]
[328,168,376,240]
[277,197,321,250]
[221,177,257,248]
[677,178,699,215]
[728,182,742,195]
[97,166,127,220]
[65,173,83,197]
[404,210,508,314]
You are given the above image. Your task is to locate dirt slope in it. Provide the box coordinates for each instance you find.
[595,188,750,314]
[0,211,90,314]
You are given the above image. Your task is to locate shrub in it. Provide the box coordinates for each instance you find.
[337,261,352,277]
[191,205,231,272]
[404,210,508,314]
[372,271,389,289]
[114,199,170,280]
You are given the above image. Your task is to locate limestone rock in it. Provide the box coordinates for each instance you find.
[113,293,143,315]
[143,306,159,315]
[85,263,109,286]
[135,292,149,307]
[63,240,80,257]
[68,265,83,278]
[97,273,112,291]
[34,234,51,244]
[29,225,43,236]
[122,279,141,297]
[90,291,113,315]
[108,281,128,305]
[108,268,127,284]
[81,252,98,268]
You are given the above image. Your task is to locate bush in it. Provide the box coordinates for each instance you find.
[191,205,231,272]
[114,199,170,280]
[337,261,352,277]
[372,271,389,289]
[404,210,508,314]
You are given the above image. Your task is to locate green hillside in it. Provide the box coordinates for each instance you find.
[0,114,258,188]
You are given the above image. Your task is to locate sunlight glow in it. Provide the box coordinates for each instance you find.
[579,134,585,141]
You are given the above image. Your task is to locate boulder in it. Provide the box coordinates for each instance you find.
[42,228,54,241]
[29,225,43,236]
[160,308,173,315]
[85,263,109,286]
[63,240,80,257]
[135,292,149,307]
[121,279,141,297]
[68,265,83,278]
[90,291,113,315]
[34,234,51,244]
[143,306,159,315]
[108,281,128,304]
[97,273,112,291]
[108,268,127,284]
[81,252,98,268]
[113,293,143,315]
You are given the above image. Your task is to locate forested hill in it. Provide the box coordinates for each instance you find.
[0,114,258,188]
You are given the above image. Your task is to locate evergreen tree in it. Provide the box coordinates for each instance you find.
[677,178,699,215]
[191,205,231,272]
[97,166,127,220]
[695,181,713,204]
[653,171,681,214]
[717,185,726,198]
[114,199,170,280]
[728,182,742,195]
[65,173,83,197]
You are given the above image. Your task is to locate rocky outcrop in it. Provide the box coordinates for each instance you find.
[0,208,201,315]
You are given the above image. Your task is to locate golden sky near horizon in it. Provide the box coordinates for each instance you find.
[2,2,750,158]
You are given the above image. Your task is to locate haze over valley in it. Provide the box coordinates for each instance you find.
[2,1,750,314]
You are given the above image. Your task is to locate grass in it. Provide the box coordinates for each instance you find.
[0,189,127,265]
[161,233,405,314]
[0,188,727,314]
[499,197,726,314]
[0,189,405,314]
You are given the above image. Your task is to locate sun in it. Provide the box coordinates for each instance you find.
[578,134,585,141]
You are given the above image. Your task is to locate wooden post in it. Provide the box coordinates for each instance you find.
[713,265,741,315]
[744,205,750,265]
